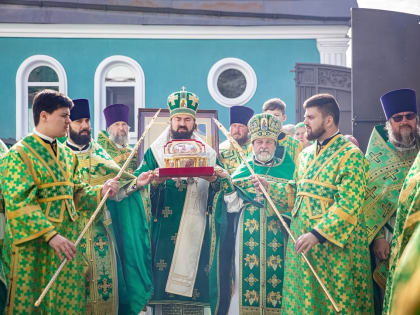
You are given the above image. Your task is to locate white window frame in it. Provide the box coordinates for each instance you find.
[94,55,145,144]
[207,57,257,107]
[16,55,67,140]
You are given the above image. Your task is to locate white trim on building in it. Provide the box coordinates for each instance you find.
[15,55,67,140]
[207,58,257,107]
[1,24,350,66]
[94,55,145,144]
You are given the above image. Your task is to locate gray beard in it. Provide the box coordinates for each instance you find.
[255,151,274,163]
[385,121,420,152]
[109,132,129,147]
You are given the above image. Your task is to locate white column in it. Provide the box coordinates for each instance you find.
[316,37,350,67]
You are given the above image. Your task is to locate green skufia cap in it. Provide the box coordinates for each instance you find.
[167,86,199,118]
[248,113,282,142]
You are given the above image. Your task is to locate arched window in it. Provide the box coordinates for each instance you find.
[207,58,257,107]
[94,56,145,143]
[16,55,67,140]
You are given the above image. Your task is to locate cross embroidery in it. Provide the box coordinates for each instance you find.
[175,180,187,191]
[383,168,399,181]
[368,151,383,163]
[365,186,377,199]
[98,278,112,294]
[168,93,179,105]
[162,206,172,218]
[188,94,199,107]
[171,233,177,244]
[95,236,107,251]
[156,259,167,271]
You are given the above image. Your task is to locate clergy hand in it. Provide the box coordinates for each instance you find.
[213,166,230,179]
[136,171,154,187]
[102,177,120,198]
[48,234,76,261]
[150,169,168,185]
[295,232,319,255]
[251,175,268,192]
[373,238,390,260]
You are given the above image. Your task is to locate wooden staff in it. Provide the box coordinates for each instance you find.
[35,109,161,307]
[213,118,341,313]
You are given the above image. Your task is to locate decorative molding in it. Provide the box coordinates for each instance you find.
[93,55,145,143]
[0,23,349,40]
[316,37,349,66]
[15,55,67,140]
[207,58,257,107]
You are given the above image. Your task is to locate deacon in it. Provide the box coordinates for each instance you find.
[68,98,153,314]
[363,88,419,310]
[219,105,254,174]
[272,93,373,313]
[132,88,231,315]
[220,113,295,314]
[0,90,119,314]
[262,98,303,164]
[385,150,420,315]
[97,103,138,173]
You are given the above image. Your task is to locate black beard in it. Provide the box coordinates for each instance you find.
[69,127,91,145]
[235,135,249,146]
[171,127,194,140]
[307,126,326,141]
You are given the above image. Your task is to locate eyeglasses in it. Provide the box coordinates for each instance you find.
[391,113,417,123]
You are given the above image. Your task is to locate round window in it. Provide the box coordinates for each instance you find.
[208,58,257,107]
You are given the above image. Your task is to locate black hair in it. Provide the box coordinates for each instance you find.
[32,89,73,126]
[303,93,340,125]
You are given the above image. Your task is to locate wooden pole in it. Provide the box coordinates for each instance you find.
[35,109,162,307]
[213,117,341,313]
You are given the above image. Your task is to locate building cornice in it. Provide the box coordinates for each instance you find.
[0,23,349,40]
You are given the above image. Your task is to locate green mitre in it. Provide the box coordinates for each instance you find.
[248,113,281,141]
[167,86,199,118]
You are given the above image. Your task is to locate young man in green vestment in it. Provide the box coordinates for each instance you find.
[262,98,304,164]
[97,103,138,174]
[219,105,254,175]
[269,93,374,314]
[362,88,419,312]
[0,90,120,315]
[219,113,295,314]
[131,88,233,315]
[67,99,153,314]
[385,150,420,315]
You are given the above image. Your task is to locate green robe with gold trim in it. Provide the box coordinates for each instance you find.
[277,131,303,165]
[219,139,252,175]
[133,128,228,314]
[273,134,373,314]
[0,134,101,314]
[97,130,137,174]
[364,125,417,245]
[70,138,154,314]
[70,139,134,314]
[229,152,295,314]
[388,223,420,315]
[383,151,420,314]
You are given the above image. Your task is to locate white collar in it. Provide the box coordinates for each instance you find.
[33,128,55,143]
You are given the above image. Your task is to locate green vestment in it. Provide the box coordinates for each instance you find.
[273,135,374,314]
[134,128,227,314]
[0,139,8,313]
[69,138,153,315]
[277,132,303,165]
[97,131,138,174]
[0,134,101,314]
[383,151,420,314]
[229,152,295,314]
[388,223,420,315]
[364,125,417,244]
[219,139,252,175]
